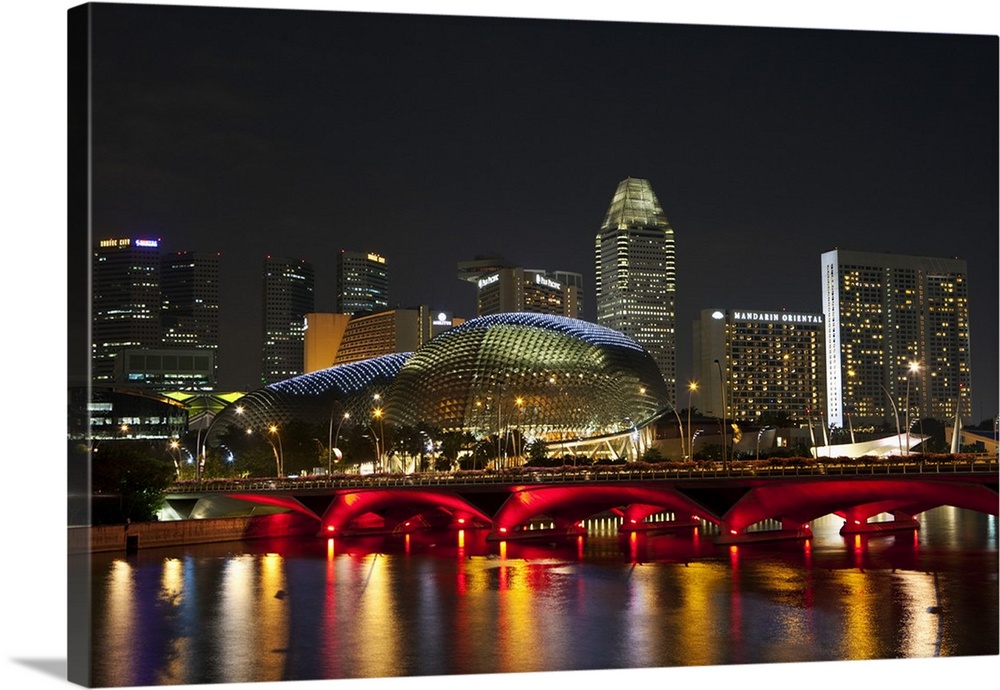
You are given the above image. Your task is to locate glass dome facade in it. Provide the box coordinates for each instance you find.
[206,352,410,443]
[385,313,669,442]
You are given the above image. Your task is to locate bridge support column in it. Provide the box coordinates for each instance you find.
[715,518,812,545]
[618,504,700,534]
[839,508,920,535]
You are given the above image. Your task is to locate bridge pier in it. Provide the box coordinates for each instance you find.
[617,504,701,534]
[715,518,812,545]
[839,508,920,535]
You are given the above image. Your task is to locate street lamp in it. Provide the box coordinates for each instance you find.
[329,410,350,475]
[687,381,698,460]
[168,439,182,478]
[513,396,524,459]
[905,361,921,455]
[373,407,385,472]
[714,359,728,469]
[879,383,903,456]
[267,424,284,477]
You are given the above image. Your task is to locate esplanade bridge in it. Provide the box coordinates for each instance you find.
[164,456,999,545]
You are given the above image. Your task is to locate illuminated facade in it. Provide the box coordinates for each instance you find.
[303,313,352,373]
[595,177,676,399]
[386,313,670,442]
[337,250,388,315]
[695,308,825,424]
[92,237,163,383]
[822,250,971,428]
[161,251,220,382]
[261,256,315,385]
[114,347,216,390]
[335,307,463,365]
[459,258,581,319]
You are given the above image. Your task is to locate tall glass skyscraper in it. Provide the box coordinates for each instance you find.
[595,177,676,398]
[161,251,221,378]
[336,250,389,316]
[92,237,163,383]
[822,249,971,429]
[261,255,315,384]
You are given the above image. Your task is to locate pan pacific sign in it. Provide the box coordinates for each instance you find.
[732,310,823,324]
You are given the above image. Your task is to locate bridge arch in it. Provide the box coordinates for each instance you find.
[490,484,719,538]
[720,478,999,537]
[322,489,493,535]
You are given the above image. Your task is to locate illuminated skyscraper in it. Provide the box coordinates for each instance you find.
[595,177,676,397]
[261,255,315,384]
[92,237,163,383]
[161,251,221,379]
[337,250,389,316]
[822,249,971,428]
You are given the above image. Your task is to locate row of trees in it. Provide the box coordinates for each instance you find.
[201,419,553,479]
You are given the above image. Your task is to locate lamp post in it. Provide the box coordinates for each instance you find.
[687,381,698,460]
[513,396,524,460]
[904,361,921,456]
[329,411,350,475]
[714,359,727,469]
[879,383,903,456]
[267,424,284,477]
[372,406,385,472]
[168,439,182,478]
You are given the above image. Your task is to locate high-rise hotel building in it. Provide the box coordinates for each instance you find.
[694,308,825,424]
[92,237,163,383]
[337,250,389,316]
[261,256,315,384]
[595,177,676,397]
[821,249,971,428]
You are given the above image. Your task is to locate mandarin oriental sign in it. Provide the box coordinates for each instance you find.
[733,310,822,324]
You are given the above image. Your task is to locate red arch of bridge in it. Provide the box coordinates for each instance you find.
[490,484,718,536]
[720,478,999,535]
[224,493,322,521]
[321,489,494,534]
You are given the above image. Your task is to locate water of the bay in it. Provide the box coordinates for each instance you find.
[81,507,998,688]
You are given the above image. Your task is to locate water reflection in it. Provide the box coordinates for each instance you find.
[87,508,998,687]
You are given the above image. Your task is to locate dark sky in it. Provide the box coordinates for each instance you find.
[87,2,998,419]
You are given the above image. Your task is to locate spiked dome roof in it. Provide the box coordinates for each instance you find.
[385,313,670,441]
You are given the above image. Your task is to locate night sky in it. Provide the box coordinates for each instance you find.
[86,2,999,419]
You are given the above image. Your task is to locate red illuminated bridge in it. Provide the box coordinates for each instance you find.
[164,457,999,545]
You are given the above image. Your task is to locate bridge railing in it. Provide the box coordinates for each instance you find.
[169,456,998,494]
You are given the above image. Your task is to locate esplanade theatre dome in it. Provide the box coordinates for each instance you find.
[385,313,670,442]
[206,353,411,444]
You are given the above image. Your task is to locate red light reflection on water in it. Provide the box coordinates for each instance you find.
[455,530,467,596]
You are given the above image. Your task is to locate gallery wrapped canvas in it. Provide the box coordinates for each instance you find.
[61,2,998,689]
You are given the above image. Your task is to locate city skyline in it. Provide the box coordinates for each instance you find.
[85,4,997,416]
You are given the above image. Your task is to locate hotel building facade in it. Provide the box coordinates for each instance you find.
[694,308,826,425]
[821,249,971,428]
[458,257,581,319]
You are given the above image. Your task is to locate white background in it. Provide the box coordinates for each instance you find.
[2,2,997,689]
